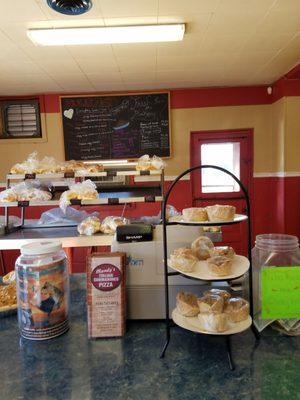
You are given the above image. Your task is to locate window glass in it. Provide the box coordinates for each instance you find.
[201,142,240,193]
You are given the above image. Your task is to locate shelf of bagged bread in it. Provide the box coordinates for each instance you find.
[167,255,250,281]
[167,214,248,226]
[6,169,163,181]
[0,195,163,207]
[0,200,60,207]
[172,308,252,335]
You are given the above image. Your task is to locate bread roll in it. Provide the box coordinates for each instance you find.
[197,294,224,314]
[170,247,198,272]
[176,292,199,317]
[207,255,232,276]
[100,216,129,234]
[210,246,235,259]
[203,289,231,304]
[182,207,208,222]
[191,236,214,260]
[206,205,236,222]
[224,297,249,322]
[198,312,228,332]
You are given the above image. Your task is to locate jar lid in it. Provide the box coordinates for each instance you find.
[20,241,62,255]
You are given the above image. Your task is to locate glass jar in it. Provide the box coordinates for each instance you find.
[16,241,69,340]
[252,234,300,332]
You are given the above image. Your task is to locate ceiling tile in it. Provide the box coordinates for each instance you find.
[121,71,156,83]
[88,82,126,91]
[200,34,251,52]
[208,10,267,34]
[76,58,119,74]
[86,72,123,84]
[116,56,156,72]
[99,0,158,18]
[67,45,115,61]
[217,0,275,13]
[159,0,219,14]
[242,33,294,52]
[36,60,82,75]
[256,10,300,34]
[0,0,47,22]
[103,16,157,26]
[112,43,157,58]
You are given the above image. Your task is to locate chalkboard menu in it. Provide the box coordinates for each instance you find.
[61,92,170,160]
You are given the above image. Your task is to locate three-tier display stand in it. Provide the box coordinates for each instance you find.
[160,165,257,370]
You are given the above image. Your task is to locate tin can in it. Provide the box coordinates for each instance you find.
[16,241,69,340]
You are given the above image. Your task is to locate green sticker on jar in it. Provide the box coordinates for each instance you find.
[261,266,300,319]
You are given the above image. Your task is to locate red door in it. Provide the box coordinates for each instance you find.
[190,129,253,255]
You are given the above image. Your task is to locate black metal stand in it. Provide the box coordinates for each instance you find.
[160,164,259,369]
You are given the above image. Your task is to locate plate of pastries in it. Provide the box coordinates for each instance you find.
[173,289,251,335]
[168,236,249,280]
[0,271,17,316]
[169,205,247,225]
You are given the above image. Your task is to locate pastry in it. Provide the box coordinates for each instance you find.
[2,270,16,285]
[191,236,214,260]
[207,255,232,276]
[176,292,199,317]
[203,289,231,304]
[225,297,250,322]
[100,216,129,234]
[206,205,236,222]
[198,312,228,332]
[182,207,208,222]
[170,247,198,272]
[84,164,104,173]
[210,246,235,259]
[136,154,165,171]
[0,189,18,202]
[77,216,102,236]
[197,294,224,314]
[0,283,17,308]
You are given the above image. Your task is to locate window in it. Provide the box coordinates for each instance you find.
[191,129,253,200]
[0,99,42,139]
[200,142,240,193]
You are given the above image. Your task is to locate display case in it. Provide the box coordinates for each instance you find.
[160,164,258,370]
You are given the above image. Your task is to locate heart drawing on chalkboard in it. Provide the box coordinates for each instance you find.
[64,109,74,119]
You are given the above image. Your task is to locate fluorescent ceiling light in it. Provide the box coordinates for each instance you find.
[27,24,185,46]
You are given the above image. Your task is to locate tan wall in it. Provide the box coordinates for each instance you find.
[0,99,298,179]
[285,97,300,172]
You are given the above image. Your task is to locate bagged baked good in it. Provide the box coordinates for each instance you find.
[206,205,236,222]
[0,283,17,308]
[198,312,228,332]
[10,152,62,174]
[100,216,130,234]
[77,216,102,236]
[176,292,199,317]
[203,289,231,304]
[197,294,224,314]
[224,297,249,322]
[63,161,103,173]
[210,246,235,259]
[207,255,232,276]
[59,180,98,212]
[0,188,18,202]
[0,182,52,202]
[169,247,198,272]
[136,154,166,171]
[182,207,208,222]
[191,236,214,260]
[2,270,16,285]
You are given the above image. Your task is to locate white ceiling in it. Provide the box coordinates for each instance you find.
[0,0,300,94]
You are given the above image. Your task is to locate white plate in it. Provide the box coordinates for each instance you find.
[168,255,250,281]
[172,308,252,335]
[168,214,248,225]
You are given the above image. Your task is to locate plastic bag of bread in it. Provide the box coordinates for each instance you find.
[77,216,102,236]
[10,152,62,174]
[136,154,166,171]
[0,182,52,202]
[59,180,98,212]
[100,216,130,234]
[75,163,104,174]
[10,151,40,174]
